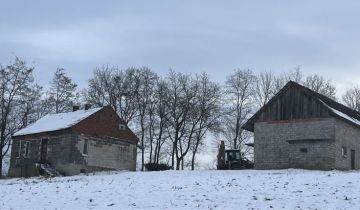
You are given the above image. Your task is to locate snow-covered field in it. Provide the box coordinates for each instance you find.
[1,169,360,209]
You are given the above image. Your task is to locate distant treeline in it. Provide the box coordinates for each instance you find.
[1,57,359,175]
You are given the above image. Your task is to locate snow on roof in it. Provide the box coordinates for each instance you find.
[14,107,103,136]
[328,106,360,127]
[320,100,360,127]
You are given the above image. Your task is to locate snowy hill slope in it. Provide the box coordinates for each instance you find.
[1,170,360,209]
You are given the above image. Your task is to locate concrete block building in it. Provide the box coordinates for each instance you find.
[8,106,138,177]
[242,81,360,170]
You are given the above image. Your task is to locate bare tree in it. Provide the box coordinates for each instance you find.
[343,87,360,111]
[149,80,170,164]
[85,66,116,108]
[190,73,221,170]
[274,66,303,93]
[49,68,77,113]
[0,58,34,176]
[220,69,256,151]
[113,68,140,125]
[17,84,44,128]
[134,67,158,171]
[272,67,336,100]
[304,74,336,99]
[164,71,199,170]
[286,66,303,83]
[85,66,140,125]
[254,71,276,107]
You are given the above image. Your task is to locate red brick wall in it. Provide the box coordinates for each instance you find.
[71,106,138,144]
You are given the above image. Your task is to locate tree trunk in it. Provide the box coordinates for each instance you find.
[0,124,6,177]
[149,136,153,164]
[154,140,159,164]
[171,144,175,169]
[0,158,3,177]
[141,147,144,171]
[156,140,162,164]
[176,158,181,170]
[140,119,145,171]
[191,151,197,170]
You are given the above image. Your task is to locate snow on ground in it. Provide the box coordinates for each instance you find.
[1,169,360,209]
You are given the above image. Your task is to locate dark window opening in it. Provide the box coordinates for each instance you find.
[24,141,30,157]
[300,148,308,153]
[119,124,126,131]
[83,139,88,155]
[342,146,348,157]
[80,169,86,173]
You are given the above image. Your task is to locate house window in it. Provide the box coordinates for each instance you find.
[342,146,348,157]
[119,146,129,160]
[83,139,88,155]
[119,124,126,131]
[300,148,308,153]
[17,141,30,158]
[24,141,30,157]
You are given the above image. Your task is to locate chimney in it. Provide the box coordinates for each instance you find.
[85,104,92,110]
[73,105,80,112]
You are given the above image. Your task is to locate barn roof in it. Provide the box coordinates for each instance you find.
[13,107,104,136]
[242,81,360,132]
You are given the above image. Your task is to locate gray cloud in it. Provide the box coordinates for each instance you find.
[1,0,360,96]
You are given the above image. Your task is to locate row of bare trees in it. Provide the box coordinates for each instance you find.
[84,67,222,170]
[83,66,342,171]
[2,57,360,175]
[0,58,78,176]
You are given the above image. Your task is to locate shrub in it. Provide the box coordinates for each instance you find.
[145,163,172,171]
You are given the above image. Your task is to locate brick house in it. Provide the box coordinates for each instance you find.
[8,105,138,177]
[242,81,360,170]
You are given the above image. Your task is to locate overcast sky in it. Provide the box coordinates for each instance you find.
[1,1,360,96]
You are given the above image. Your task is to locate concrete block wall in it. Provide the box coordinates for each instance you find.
[8,134,74,177]
[8,138,40,177]
[334,119,360,170]
[288,141,335,170]
[72,135,137,173]
[8,133,137,177]
[254,118,336,170]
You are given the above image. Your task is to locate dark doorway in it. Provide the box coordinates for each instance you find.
[40,139,48,164]
[351,149,355,170]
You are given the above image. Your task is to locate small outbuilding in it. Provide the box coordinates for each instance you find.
[8,106,138,177]
[243,81,360,170]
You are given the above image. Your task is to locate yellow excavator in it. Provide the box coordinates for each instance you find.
[217,141,254,170]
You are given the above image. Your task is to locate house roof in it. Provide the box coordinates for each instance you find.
[242,81,360,132]
[13,107,104,136]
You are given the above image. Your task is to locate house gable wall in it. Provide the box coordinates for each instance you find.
[257,85,331,121]
[71,106,138,144]
[244,82,332,131]
[334,119,360,170]
[254,118,336,170]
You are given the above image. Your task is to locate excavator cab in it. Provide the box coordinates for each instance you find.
[224,150,242,169]
[217,141,254,170]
